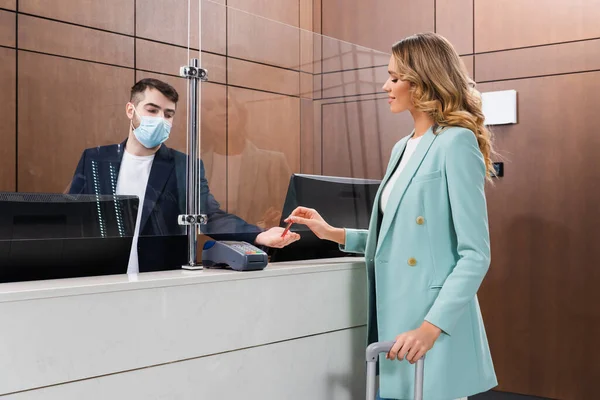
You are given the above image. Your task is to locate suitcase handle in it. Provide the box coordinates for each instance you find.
[365,341,425,400]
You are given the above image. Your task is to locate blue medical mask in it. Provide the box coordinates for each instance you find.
[130,106,172,149]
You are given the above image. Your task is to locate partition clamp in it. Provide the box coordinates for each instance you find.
[178,214,207,226]
[179,65,208,81]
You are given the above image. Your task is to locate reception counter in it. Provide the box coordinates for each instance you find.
[0,258,367,399]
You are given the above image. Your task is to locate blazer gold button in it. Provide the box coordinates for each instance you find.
[408,257,417,266]
[416,216,425,225]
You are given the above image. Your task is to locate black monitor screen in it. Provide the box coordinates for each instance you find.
[0,192,139,283]
[270,174,380,262]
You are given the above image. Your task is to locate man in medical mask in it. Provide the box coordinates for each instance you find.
[68,78,299,274]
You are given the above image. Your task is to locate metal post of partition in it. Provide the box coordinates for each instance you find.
[178,58,208,270]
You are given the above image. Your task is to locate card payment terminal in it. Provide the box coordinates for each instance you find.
[202,241,268,271]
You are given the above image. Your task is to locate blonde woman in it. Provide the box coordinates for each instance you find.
[286,33,497,400]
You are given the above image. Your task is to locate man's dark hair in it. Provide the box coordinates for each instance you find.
[130,78,179,105]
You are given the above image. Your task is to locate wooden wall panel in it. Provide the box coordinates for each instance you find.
[0,0,16,10]
[136,39,226,84]
[300,98,319,175]
[461,55,474,79]
[198,83,228,208]
[475,0,600,52]
[478,73,600,400]
[476,38,600,82]
[19,0,134,35]
[18,15,134,67]
[227,58,299,96]
[137,0,226,55]
[436,0,473,55]
[228,6,299,70]
[0,9,15,47]
[228,0,299,27]
[321,66,387,99]
[226,87,298,226]
[300,0,313,31]
[320,36,390,75]
[322,0,434,53]
[18,52,134,192]
[322,98,412,179]
[0,48,16,192]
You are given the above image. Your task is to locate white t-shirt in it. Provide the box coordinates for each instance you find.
[380,136,423,213]
[116,150,155,274]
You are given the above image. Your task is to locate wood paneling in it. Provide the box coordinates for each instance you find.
[461,55,474,79]
[436,0,473,55]
[322,98,412,179]
[312,0,321,34]
[300,72,318,99]
[226,87,297,226]
[227,87,299,172]
[300,0,313,31]
[136,0,226,55]
[17,52,134,192]
[476,38,600,82]
[0,0,16,10]
[0,48,16,191]
[18,15,134,67]
[478,72,600,400]
[0,10,15,47]
[228,0,299,27]
[322,0,434,53]
[228,6,299,70]
[136,39,226,84]
[19,0,134,35]
[227,58,299,96]
[320,36,390,75]
[321,66,387,99]
[300,98,319,174]
[199,83,227,207]
[475,0,600,53]
[300,23,320,74]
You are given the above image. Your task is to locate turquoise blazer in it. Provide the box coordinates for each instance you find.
[342,126,498,399]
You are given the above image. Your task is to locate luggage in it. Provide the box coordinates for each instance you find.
[365,341,424,400]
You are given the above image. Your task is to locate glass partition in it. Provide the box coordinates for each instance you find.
[197,1,394,251]
[0,0,197,280]
[1,0,407,280]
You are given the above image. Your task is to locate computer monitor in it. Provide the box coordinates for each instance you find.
[270,174,381,262]
[0,192,139,283]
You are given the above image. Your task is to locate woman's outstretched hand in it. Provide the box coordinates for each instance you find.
[285,207,346,245]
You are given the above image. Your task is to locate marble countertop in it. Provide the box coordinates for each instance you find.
[0,257,365,303]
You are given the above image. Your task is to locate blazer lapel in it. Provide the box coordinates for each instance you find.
[376,126,438,254]
[363,135,410,260]
[91,141,126,196]
[139,144,175,232]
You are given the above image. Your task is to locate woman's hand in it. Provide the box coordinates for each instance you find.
[387,321,442,364]
[285,207,345,244]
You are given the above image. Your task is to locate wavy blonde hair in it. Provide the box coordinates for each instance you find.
[392,32,496,179]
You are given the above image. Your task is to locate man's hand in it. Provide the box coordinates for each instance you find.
[255,227,300,248]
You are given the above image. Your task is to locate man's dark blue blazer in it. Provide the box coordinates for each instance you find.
[68,140,262,272]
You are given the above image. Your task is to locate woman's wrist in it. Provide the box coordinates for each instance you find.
[326,227,345,245]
